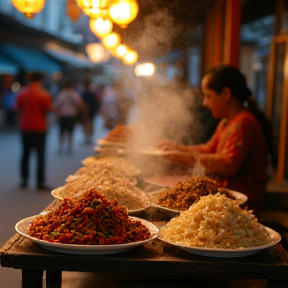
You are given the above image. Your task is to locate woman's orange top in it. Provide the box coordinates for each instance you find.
[197,109,268,205]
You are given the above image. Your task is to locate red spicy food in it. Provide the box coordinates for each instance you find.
[28,188,151,245]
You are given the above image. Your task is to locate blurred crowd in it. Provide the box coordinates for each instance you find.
[0,73,134,136]
[0,72,135,191]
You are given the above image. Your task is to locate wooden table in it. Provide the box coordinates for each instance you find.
[1,216,288,288]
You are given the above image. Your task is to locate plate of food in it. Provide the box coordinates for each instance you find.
[147,187,247,218]
[157,193,281,258]
[158,227,281,258]
[16,216,158,255]
[104,124,132,143]
[147,176,248,208]
[81,156,141,177]
[16,189,158,255]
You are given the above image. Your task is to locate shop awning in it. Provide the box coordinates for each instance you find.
[0,43,62,73]
[0,53,19,75]
[44,44,94,69]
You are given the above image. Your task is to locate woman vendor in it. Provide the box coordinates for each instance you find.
[158,64,273,213]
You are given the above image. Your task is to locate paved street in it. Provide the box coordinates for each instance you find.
[0,115,109,288]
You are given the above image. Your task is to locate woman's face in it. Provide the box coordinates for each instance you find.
[201,74,228,119]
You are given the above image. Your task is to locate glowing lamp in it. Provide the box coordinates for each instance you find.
[115,44,128,58]
[123,50,138,65]
[76,0,108,18]
[89,17,113,38]
[135,63,155,76]
[86,43,110,63]
[67,0,82,22]
[108,0,139,28]
[102,32,121,49]
[11,0,45,19]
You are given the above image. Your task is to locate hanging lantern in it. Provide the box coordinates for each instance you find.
[115,44,128,58]
[11,0,45,19]
[89,17,113,38]
[86,43,110,63]
[123,50,138,65]
[76,0,108,18]
[109,44,128,59]
[108,0,139,28]
[67,0,82,22]
[102,32,121,49]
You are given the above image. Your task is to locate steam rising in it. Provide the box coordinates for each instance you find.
[133,8,180,57]
[113,6,210,177]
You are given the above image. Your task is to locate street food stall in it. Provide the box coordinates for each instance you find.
[1,126,288,288]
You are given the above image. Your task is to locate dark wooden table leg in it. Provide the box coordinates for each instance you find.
[46,270,62,288]
[22,269,44,288]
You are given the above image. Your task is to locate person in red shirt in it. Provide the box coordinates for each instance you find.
[15,72,54,190]
[158,64,273,214]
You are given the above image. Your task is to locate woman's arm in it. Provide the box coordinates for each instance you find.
[199,153,243,177]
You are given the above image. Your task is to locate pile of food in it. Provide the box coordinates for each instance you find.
[66,161,137,185]
[159,193,271,249]
[93,182,150,211]
[105,124,132,143]
[155,176,235,211]
[53,161,149,211]
[81,156,141,176]
[28,189,152,244]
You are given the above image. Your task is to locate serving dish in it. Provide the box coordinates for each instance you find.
[15,216,158,255]
[147,189,248,217]
[158,226,281,258]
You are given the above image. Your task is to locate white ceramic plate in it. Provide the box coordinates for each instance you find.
[97,139,128,147]
[15,216,159,255]
[158,227,281,258]
[148,189,248,217]
[230,190,248,205]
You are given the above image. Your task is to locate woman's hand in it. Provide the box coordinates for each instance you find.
[157,139,180,151]
[162,150,198,166]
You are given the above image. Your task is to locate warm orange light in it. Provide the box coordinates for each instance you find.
[135,63,155,76]
[86,43,110,63]
[76,0,108,18]
[67,0,82,22]
[89,17,113,38]
[108,0,139,28]
[123,50,138,65]
[115,44,128,58]
[11,0,45,19]
[102,32,121,49]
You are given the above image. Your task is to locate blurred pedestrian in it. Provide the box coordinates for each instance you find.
[3,86,18,128]
[81,79,101,144]
[14,72,53,190]
[54,79,85,154]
